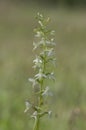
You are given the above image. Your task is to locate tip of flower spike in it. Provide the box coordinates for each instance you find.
[35,12,43,20]
[37,12,43,17]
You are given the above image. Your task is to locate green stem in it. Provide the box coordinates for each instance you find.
[33,81,43,130]
[33,116,39,130]
[39,81,43,106]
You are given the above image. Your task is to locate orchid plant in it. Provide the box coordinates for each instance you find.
[24,13,56,130]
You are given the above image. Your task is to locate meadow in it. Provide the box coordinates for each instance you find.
[0,3,86,130]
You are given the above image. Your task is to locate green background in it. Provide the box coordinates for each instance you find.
[0,1,86,130]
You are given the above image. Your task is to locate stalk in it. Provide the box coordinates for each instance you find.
[33,83,43,130]
[33,116,39,130]
[39,81,43,106]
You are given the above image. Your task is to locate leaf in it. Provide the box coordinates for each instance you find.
[34,106,42,111]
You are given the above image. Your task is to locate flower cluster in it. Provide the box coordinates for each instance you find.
[24,13,56,130]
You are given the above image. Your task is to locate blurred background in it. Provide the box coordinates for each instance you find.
[0,0,86,130]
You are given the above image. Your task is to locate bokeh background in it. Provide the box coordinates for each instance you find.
[0,0,86,130]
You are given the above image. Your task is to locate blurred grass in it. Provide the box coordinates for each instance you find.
[0,2,86,130]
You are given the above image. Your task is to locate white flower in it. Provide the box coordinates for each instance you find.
[42,86,49,96]
[24,100,31,113]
